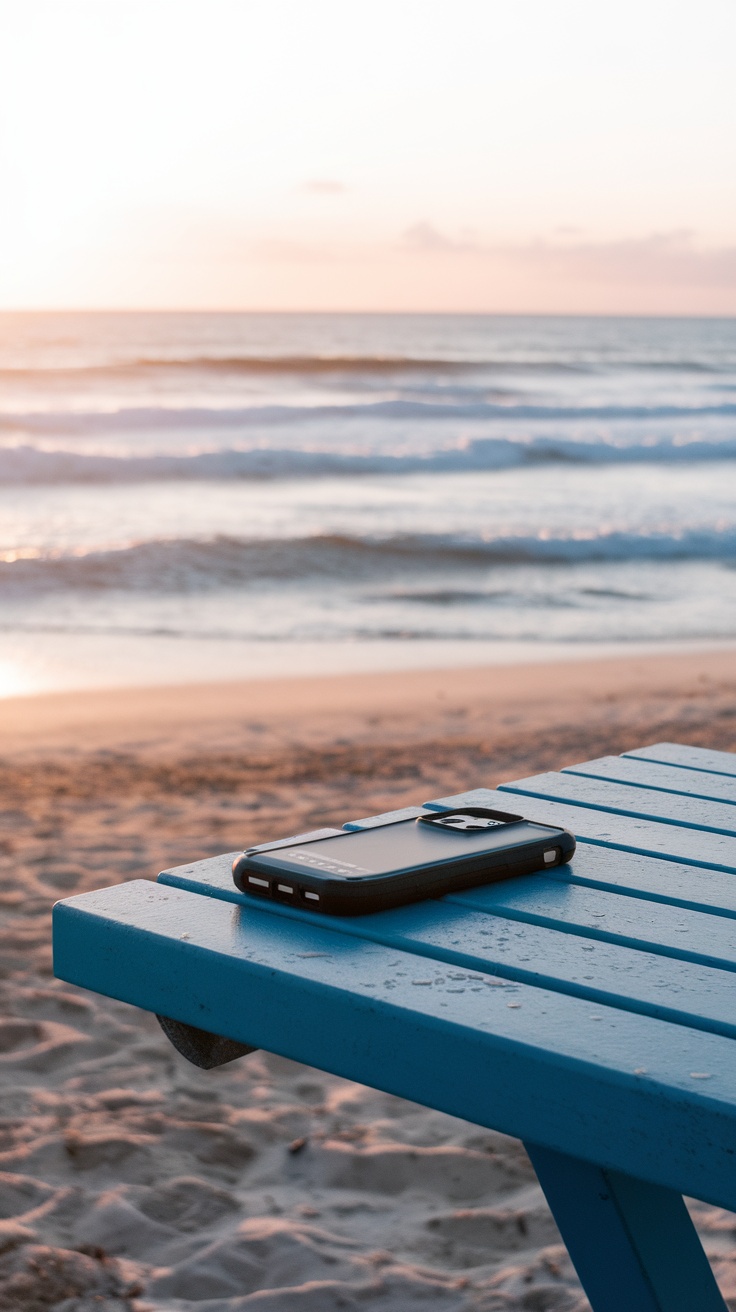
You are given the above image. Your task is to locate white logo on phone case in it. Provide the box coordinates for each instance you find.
[287,849,371,877]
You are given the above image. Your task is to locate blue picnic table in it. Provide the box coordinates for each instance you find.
[52,741,736,1312]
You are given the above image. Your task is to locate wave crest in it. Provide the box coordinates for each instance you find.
[2,528,734,596]
[0,353,732,382]
[2,434,736,485]
[4,398,736,435]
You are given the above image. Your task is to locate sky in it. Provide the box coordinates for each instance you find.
[1,0,735,313]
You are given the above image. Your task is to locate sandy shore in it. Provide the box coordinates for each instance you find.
[1,647,736,1310]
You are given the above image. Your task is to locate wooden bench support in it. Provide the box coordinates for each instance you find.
[155,1014,257,1068]
[525,1143,727,1312]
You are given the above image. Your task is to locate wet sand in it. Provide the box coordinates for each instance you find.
[1,647,736,1310]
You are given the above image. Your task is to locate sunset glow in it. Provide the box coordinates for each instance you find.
[1,0,735,311]
[0,657,38,699]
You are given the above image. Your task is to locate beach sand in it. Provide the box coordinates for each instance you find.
[1,647,736,1310]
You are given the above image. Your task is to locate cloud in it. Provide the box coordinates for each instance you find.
[514,231,736,287]
[112,207,736,314]
[402,222,476,253]
[400,223,736,287]
[300,179,347,195]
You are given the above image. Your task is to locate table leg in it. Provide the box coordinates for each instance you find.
[525,1142,727,1312]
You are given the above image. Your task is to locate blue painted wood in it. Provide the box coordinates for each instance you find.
[450,879,736,973]
[425,787,736,873]
[53,748,736,1308]
[526,1144,728,1312]
[626,744,736,779]
[498,771,736,837]
[342,807,736,969]
[343,805,430,829]
[564,756,736,805]
[544,844,736,919]
[161,840,736,920]
[158,854,736,1039]
[51,879,736,1211]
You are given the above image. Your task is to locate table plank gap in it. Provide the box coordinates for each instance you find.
[562,756,736,805]
[158,857,736,1040]
[51,878,736,1211]
[625,743,736,778]
[498,772,736,837]
[425,788,736,874]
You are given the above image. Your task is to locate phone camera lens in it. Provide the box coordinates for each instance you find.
[437,814,485,830]
[431,813,504,832]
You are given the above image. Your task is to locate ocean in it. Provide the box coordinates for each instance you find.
[1,311,735,696]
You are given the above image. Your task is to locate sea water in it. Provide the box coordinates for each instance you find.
[0,312,735,695]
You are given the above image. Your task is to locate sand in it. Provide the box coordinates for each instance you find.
[1,647,736,1311]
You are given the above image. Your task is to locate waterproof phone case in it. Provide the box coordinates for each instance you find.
[232,807,575,916]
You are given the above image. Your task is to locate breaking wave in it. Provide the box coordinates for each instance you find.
[2,527,734,596]
[2,433,736,484]
[1,354,734,382]
[3,398,736,435]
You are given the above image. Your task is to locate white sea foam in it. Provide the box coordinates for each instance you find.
[2,433,736,484]
[1,528,735,599]
[1,312,735,688]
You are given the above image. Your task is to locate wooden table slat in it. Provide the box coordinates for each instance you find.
[160,840,736,922]
[544,844,736,918]
[498,771,736,837]
[563,756,736,805]
[157,855,736,1042]
[159,836,736,982]
[426,787,736,873]
[51,879,736,1212]
[626,743,736,778]
[450,880,736,971]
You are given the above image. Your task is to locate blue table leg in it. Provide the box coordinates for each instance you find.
[525,1143,727,1312]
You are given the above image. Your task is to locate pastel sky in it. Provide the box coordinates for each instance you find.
[1,0,735,312]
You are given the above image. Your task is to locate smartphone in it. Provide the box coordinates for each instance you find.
[232,807,576,916]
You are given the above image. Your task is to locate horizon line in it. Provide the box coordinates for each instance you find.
[2,307,736,320]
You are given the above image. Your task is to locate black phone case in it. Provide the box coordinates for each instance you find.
[232,808,576,915]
